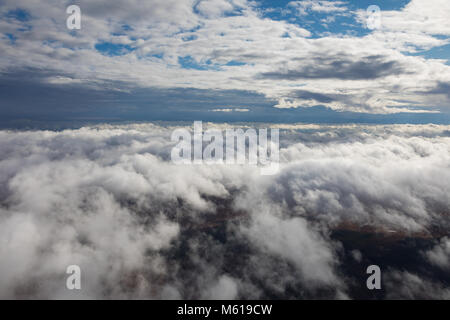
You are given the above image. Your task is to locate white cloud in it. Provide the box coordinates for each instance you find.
[211,108,249,112]
[424,237,450,271]
[288,0,348,16]
[202,275,239,299]
[385,270,450,299]
[0,123,449,298]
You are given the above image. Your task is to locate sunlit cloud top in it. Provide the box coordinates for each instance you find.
[0,0,449,125]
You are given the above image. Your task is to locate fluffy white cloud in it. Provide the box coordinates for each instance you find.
[288,0,348,16]
[424,237,450,271]
[0,123,449,298]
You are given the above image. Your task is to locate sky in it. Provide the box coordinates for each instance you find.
[1,1,450,299]
[0,0,449,126]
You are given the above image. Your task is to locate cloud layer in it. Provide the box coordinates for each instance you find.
[0,123,449,299]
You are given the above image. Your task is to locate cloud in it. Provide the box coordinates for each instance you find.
[240,208,344,291]
[355,0,450,37]
[195,0,240,18]
[202,275,239,299]
[0,123,449,298]
[211,108,250,112]
[293,90,335,103]
[426,81,450,99]
[385,270,450,299]
[288,1,348,16]
[234,124,450,232]
[259,55,411,81]
[424,237,450,271]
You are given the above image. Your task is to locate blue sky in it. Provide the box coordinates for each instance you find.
[0,0,449,127]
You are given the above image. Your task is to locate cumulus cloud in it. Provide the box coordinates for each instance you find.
[202,275,239,299]
[195,0,242,18]
[0,123,449,299]
[385,270,450,299]
[355,0,450,37]
[259,55,411,81]
[288,1,348,16]
[0,0,449,114]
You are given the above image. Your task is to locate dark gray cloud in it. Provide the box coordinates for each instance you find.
[292,89,336,103]
[259,55,412,80]
[0,123,449,299]
[426,81,450,98]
